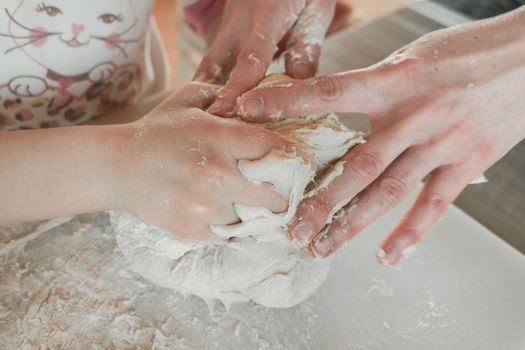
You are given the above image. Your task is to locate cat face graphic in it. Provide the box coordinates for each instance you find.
[3,0,150,76]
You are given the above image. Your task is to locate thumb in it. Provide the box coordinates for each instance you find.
[236,70,379,122]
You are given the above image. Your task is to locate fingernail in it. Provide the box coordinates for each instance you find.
[311,232,333,257]
[376,248,393,266]
[239,96,264,120]
[293,61,313,79]
[208,97,224,114]
[376,239,417,266]
[286,218,314,247]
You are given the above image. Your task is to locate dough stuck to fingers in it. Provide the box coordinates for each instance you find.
[111,75,365,308]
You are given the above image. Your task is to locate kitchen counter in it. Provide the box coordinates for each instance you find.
[319,0,525,254]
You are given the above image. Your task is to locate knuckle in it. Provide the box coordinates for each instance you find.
[426,192,450,212]
[237,50,266,69]
[379,55,424,89]
[310,194,334,217]
[396,225,423,245]
[470,139,495,163]
[314,74,343,102]
[350,150,384,180]
[303,194,337,229]
[378,176,409,204]
[190,156,225,185]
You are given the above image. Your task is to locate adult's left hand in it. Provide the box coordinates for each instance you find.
[234,8,525,265]
[196,0,336,116]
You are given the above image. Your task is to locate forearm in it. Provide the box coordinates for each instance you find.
[421,6,525,76]
[0,125,120,224]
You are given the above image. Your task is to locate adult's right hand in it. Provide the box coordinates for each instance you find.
[196,0,336,116]
[235,8,525,265]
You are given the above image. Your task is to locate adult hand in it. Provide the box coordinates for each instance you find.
[235,8,525,264]
[196,0,336,116]
[109,82,306,241]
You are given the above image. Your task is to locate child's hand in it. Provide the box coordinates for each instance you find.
[107,83,304,240]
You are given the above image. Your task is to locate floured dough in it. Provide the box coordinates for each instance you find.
[112,80,364,308]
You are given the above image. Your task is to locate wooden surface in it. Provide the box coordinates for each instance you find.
[319,3,525,253]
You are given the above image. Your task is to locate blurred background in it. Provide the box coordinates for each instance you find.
[152,0,525,87]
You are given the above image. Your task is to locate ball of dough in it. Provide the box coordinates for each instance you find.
[112,76,365,308]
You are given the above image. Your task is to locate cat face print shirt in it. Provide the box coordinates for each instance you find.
[0,0,155,130]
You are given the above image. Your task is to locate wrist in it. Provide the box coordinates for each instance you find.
[95,123,136,211]
[58,124,125,214]
[202,8,224,47]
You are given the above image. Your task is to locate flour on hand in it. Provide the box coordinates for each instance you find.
[112,78,365,308]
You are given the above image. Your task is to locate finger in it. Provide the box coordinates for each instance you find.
[182,149,289,219]
[285,0,335,79]
[226,123,314,167]
[207,40,277,116]
[309,145,439,257]
[193,22,240,85]
[287,130,413,246]
[160,82,221,110]
[236,71,380,122]
[226,124,315,213]
[377,165,473,266]
[229,173,290,214]
[285,44,321,79]
[190,0,241,84]
[208,3,305,117]
[193,50,234,85]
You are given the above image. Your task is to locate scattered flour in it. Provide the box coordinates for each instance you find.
[470,174,488,184]
[365,277,394,298]
[0,214,326,349]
